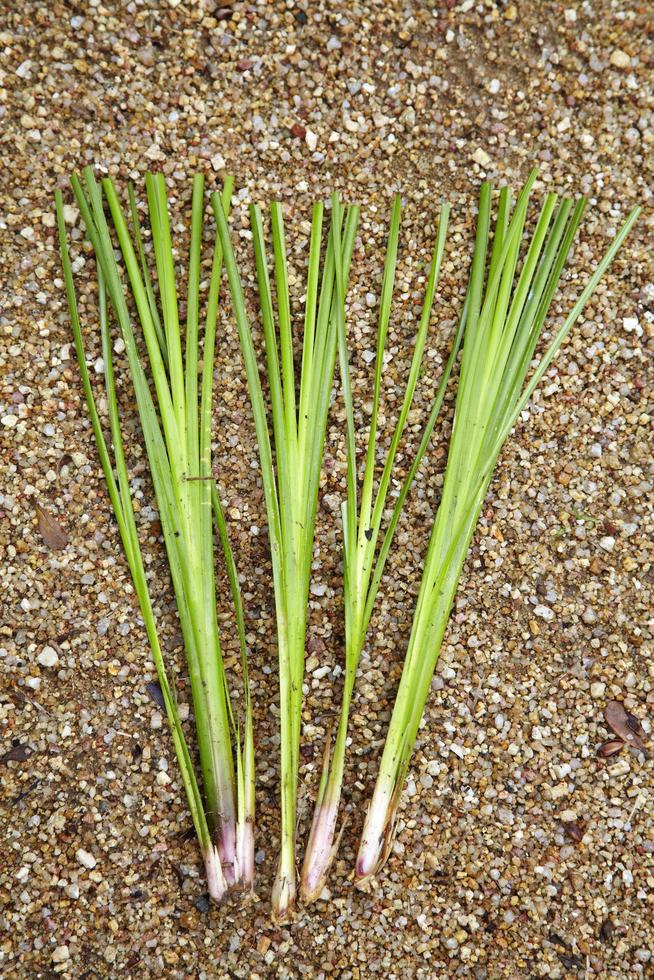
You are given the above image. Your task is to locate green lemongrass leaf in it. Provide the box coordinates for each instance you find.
[357,194,402,539]
[214,194,284,583]
[297,202,325,456]
[364,202,451,577]
[332,194,359,554]
[145,173,186,443]
[270,202,298,457]
[185,174,204,472]
[303,206,360,545]
[127,181,167,360]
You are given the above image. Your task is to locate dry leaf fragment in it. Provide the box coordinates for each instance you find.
[36,504,68,550]
[1,744,32,765]
[604,701,646,750]
[597,739,624,759]
[146,681,165,709]
[563,821,586,843]
[625,710,646,741]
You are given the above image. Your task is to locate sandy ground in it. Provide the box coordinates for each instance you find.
[1,0,653,977]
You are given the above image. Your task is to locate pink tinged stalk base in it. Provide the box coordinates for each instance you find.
[355,780,402,883]
[217,823,238,887]
[271,860,296,924]
[236,820,255,893]
[300,795,346,904]
[204,845,229,904]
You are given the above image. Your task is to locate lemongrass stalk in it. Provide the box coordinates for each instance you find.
[58,170,254,897]
[300,194,476,902]
[214,193,360,921]
[356,175,640,882]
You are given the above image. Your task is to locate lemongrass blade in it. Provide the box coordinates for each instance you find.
[127,181,167,362]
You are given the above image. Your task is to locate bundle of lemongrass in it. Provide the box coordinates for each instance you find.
[57,167,638,916]
[57,170,254,901]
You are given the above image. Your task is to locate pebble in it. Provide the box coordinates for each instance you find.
[591,682,606,699]
[37,646,59,667]
[610,49,631,69]
[75,849,97,870]
[52,946,70,963]
[472,147,491,167]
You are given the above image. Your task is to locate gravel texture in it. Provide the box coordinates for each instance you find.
[1,1,653,977]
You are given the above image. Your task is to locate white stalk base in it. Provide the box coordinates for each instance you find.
[204,845,229,903]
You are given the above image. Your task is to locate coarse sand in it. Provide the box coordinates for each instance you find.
[1,1,653,977]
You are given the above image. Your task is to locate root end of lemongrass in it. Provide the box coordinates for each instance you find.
[271,872,296,925]
[300,806,348,905]
[204,846,229,904]
[355,795,401,883]
[235,821,255,894]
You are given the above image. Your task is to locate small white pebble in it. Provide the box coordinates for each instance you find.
[76,848,97,870]
[472,147,491,167]
[150,711,163,730]
[37,646,59,668]
[610,49,630,69]
[622,316,642,336]
[564,8,577,21]
[599,536,616,552]
[52,946,70,963]
[534,604,555,622]
[211,153,226,172]
[590,681,606,699]
[609,758,631,776]
[487,78,500,94]
[305,130,318,152]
